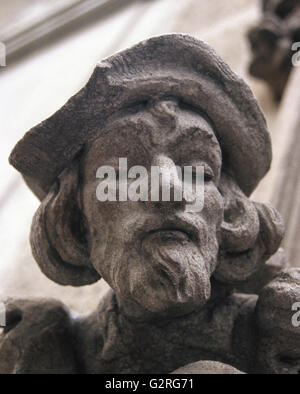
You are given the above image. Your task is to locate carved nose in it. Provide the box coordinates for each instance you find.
[149,155,187,208]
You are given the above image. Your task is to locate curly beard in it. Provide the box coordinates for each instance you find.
[115,233,218,314]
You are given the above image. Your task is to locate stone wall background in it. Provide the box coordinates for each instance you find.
[0,0,297,313]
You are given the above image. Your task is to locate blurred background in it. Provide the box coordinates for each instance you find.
[0,0,299,313]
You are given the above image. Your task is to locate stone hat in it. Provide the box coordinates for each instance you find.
[9,34,271,200]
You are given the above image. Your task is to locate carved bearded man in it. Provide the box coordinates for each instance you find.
[1,34,299,374]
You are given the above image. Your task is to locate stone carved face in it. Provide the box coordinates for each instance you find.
[11,34,285,324]
[82,101,223,314]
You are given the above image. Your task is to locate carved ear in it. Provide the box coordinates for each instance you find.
[213,173,284,284]
[253,202,285,256]
[219,173,260,253]
[30,159,100,286]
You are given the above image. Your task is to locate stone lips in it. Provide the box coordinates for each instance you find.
[9,34,271,200]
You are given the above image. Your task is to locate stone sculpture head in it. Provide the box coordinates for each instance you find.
[9,34,284,319]
[248,0,300,100]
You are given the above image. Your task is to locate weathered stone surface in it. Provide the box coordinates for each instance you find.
[0,298,77,373]
[1,34,299,374]
[248,0,300,101]
[235,247,288,294]
[256,269,300,373]
[171,360,245,374]
[9,34,271,200]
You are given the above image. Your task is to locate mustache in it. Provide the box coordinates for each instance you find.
[137,213,203,245]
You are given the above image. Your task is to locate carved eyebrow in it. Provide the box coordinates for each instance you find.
[185,126,215,138]
[172,126,222,166]
[173,125,220,149]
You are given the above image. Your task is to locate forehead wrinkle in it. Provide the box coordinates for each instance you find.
[125,113,165,155]
[87,108,222,166]
[139,115,159,146]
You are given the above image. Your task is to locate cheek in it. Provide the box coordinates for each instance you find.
[85,200,146,286]
[83,184,107,238]
[202,184,224,227]
[83,182,143,252]
[198,185,223,274]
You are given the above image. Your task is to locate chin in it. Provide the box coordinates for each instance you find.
[137,279,211,315]
[118,240,213,315]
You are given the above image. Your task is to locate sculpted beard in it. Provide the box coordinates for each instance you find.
[114,227,219,313]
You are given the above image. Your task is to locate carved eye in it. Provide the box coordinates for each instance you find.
[192,165,214,183]
[204,171,214,183]
[204,164,214,182]
[182,164,215,185]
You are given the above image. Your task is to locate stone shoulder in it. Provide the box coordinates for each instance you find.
[0,298,79,373]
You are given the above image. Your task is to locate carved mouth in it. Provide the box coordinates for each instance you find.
[146,227,192,242]
[139,216,201,247]
[142,217,200,244]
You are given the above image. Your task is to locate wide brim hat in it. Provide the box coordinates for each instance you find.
[9,34,271,199]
